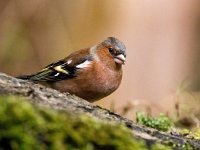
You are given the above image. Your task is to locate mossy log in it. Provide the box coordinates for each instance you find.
[0,72,200,149]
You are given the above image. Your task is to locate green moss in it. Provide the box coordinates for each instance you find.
[0,96,149,150]
[151,143,172,150]
[0,96,176,150]
[191,129,200,140]
[179,129,190,136]
[178,128,200,140]
[161,139,193,150]
[136,112,172,132]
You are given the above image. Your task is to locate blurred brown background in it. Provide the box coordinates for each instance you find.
[0,0,200,120]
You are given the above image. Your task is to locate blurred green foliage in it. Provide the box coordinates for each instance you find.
[136,112,173,132]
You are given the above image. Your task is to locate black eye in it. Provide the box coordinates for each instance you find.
[108,47,114,53]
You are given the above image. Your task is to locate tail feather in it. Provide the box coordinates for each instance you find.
[16,74,34,80]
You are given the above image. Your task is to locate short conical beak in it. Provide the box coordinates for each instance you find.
[114,54,126,65]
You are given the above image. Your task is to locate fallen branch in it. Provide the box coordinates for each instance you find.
[0,72,199,149]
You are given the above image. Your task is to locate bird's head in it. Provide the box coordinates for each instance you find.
[101,37,126,65]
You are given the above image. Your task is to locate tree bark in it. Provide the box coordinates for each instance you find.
[0,72,199,149]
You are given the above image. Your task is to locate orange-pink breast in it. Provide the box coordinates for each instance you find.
[52,62,122,102]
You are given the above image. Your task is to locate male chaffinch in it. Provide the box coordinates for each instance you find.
[18,37,126,102]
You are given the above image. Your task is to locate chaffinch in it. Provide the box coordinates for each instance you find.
[18,37,126,102]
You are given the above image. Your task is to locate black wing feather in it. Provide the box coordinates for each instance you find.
[29,60,76,82]
[18,55,93,82]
